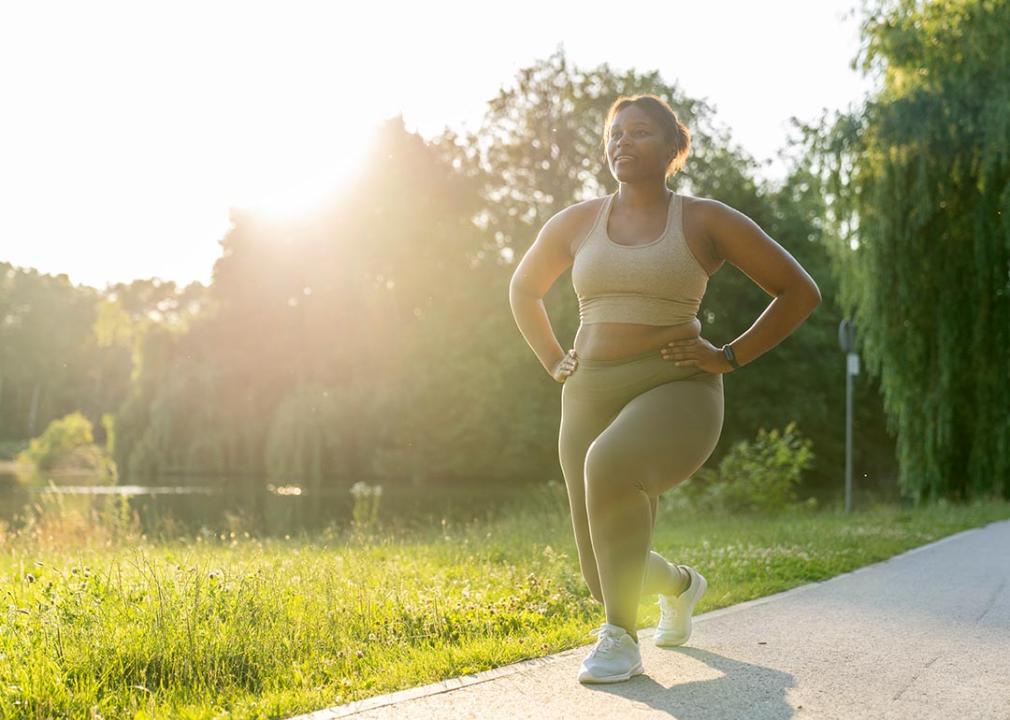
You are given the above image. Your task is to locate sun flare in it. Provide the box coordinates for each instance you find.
[235,121,377,220]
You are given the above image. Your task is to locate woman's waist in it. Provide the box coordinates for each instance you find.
[573,318,701,362]
[577,294,700,324]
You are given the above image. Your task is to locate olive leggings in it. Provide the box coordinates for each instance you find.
[558,347,724,636]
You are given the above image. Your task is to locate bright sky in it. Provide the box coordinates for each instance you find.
[0,0,875,290]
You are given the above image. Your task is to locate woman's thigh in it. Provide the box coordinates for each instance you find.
[558,390,659,555]
[586,372,724,498]
[558,390,617,521]
[558,359,721,558]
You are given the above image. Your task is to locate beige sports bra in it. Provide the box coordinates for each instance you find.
[571,191,710,326]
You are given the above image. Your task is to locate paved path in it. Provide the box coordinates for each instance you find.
[291,519,1010,720]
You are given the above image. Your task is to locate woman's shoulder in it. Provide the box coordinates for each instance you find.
[681,193,734,217]
[545,194,606,237]
[681,194,740,235]
[556,195,609,255]
[558,193,609,220]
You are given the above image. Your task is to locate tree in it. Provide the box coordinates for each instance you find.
[807,0,1010,502]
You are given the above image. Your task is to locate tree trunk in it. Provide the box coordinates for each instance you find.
[27,381,41,437]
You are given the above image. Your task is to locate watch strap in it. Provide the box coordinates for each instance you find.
[722,343,741,370]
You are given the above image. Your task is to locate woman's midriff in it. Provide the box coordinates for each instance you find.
[573,317,703,362]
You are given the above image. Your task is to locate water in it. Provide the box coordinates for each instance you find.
[0,471,544,539]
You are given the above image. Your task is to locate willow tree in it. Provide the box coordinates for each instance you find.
[812,0,1010,502]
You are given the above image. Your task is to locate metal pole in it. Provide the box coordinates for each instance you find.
[839,319,859,514]
[845,353,853,513]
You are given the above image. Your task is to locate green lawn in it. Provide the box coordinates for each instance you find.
[3,487,1009,720]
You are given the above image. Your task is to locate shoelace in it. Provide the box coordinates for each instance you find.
[587,627,624,657]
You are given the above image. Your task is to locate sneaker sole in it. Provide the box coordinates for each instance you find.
[654,569,708,647]
[578,661,645,684]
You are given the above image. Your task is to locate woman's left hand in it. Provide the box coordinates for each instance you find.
[660,336,735,374]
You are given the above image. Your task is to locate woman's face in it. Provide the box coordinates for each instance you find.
[606,104,674,182]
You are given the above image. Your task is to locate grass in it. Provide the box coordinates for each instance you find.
[2,484,1009,719]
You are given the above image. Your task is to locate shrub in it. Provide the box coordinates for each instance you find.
[718,421,815,513]
[669,421,815,515]
[15,412,115,477]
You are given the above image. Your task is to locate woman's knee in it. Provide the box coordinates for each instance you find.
[584,440,648,496]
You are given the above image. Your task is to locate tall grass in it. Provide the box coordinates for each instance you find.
[2,482,1009,719]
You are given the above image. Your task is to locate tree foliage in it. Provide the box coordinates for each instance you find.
[804,0,1010,502]
[1,45,916,507]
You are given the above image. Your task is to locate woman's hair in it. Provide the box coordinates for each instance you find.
[602,94,691,180]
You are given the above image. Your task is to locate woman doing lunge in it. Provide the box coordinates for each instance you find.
[509,93,821,683]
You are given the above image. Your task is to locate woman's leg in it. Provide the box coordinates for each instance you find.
[584,373,723,637]
[642,550,688,597]
[559,387,619,605]
[640,493,693,596]
[561,421,678,602]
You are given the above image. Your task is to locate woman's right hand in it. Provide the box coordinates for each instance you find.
[551,349,579,383]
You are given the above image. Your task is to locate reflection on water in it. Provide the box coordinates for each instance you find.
[36,485,220,495]
[0,471,541,538]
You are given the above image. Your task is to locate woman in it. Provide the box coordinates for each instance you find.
[508,93,821,683]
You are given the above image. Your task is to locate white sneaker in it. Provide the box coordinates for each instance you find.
[654,564,707,647]
[577,623,644,683]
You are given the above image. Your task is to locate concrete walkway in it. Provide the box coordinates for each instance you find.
[290,519,1010,720]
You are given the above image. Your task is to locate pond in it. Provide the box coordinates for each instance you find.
[0,470,550,539]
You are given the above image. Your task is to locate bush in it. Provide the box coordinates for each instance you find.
[669,421,816,515]
[14,411,115,478]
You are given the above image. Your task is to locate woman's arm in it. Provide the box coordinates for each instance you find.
[508,207,581,375]
[702,199,821,368]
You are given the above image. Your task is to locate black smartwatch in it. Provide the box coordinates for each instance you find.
[722,343,741,370]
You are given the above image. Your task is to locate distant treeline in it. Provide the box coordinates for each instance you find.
[3,0,1008,505]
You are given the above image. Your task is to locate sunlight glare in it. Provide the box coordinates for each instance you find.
[236,120,377,220]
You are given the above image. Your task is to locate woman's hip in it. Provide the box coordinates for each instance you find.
[561,348,722,412]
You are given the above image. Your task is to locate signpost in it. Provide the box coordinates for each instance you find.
[838,319,859,513]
